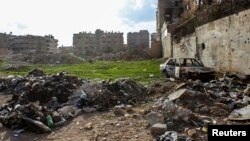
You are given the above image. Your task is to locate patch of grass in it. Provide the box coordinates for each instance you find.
[0,60,162,83]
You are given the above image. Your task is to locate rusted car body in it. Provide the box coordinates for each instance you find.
[160,58,215,80]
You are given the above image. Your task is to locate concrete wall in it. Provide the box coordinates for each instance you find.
[162,8,250,74]
[196,9,250,74]
[161,23,172,58]
[173,33,196,58]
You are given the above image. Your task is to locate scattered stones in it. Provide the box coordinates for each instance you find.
[201,127,208,133]
[244,86,250,95]
[84,122,93,130]
[158,131,193,141]
[22,117,51,133]
[113,106,126,116]
[168,89,212,112]
[76,121,80,126]
[210,104,230,116]
[115,123,121,127]
[228,105,250,121]
[58,106,80,120]
[82,107,96,113]
[187,129,197,138]
[146,112,164,126]
[150,123,167,136]
[124,105,133,112]
[175,83,187,90]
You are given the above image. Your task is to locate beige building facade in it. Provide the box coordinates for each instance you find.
[0,33,10,57]
[9,35,58,54]
[127,30,149,48]
[73,29,123,56]
[0,33,58,55]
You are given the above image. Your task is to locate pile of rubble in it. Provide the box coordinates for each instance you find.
[4,53,85,65]
[1,67,249,140]
[81,79,147,110]
[93,48,151,61]
[0,69,147,133]
[146,74,250,140]
[32,53,84,64]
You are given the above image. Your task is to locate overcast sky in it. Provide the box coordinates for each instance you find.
[0,0,157,46]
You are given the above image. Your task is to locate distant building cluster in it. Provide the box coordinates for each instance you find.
[0,33,58,56]
[73,29,124,56]
[127,30,149,48]
[1,29,152,57]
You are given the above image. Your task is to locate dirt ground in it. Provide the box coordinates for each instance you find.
[0,94,155,141]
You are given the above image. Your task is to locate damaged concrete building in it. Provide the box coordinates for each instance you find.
[73,29,124,56]
[127,30,150,48]
[144,33,162,58]
[0,33,10,57]
[0,33,58,55]
[157,0,250,75]
[9,35,58,54]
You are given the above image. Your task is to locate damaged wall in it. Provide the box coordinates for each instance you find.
[173,33,196,58]
[161,23,172,58]
[196,8,250,74]
[163,8,250,74]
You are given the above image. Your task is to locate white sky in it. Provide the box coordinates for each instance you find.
[0,0,156,46]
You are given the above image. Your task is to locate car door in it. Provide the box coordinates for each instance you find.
[165,58,176,77]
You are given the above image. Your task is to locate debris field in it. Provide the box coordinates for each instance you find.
[0,68,249,141]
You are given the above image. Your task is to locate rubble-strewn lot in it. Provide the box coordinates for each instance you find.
[0,69,249,141]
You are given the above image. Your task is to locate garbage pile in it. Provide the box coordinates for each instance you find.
[0,69,147,133]
[147,74,250,140]
[80,79,147,110]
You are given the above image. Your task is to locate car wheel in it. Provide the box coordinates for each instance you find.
[180,73,189,80]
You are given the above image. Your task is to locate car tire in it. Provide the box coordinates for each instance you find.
[180,73,189,80]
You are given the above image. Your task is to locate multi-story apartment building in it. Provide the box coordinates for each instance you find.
[0,33,10,56]
[127,30,149,48]
[73,29,123,56]
[9,35,58,54]
[0,33,58,55]
[73,32,97,55]
[100,32,124,53]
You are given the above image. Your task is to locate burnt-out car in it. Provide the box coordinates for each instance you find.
[160,58,215,81]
